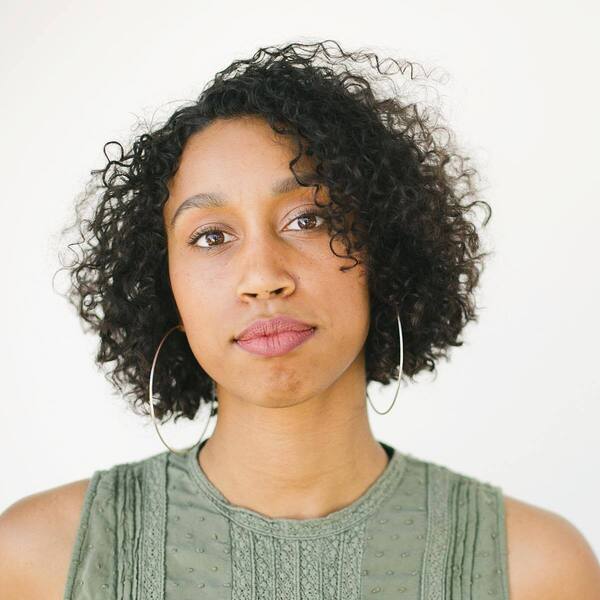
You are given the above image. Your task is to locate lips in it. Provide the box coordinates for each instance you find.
[235,328,316,357]
[235,315,315,341]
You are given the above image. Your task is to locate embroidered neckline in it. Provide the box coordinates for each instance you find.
[184,438,407,539]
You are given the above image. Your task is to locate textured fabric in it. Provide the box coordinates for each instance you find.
[63,438,510,599]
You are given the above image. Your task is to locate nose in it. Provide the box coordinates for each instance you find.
[247,286,287,300]
[235,234,297,302]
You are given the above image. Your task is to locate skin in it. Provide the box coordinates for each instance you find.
[163,114,388,520]
[1,114,599,599]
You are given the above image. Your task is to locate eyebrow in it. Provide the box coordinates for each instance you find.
[169,171,321,228]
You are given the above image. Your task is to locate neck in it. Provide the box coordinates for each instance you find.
[197,382,389,520]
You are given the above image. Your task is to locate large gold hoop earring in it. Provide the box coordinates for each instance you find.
[366,309,403,415]
[148,324,215,455]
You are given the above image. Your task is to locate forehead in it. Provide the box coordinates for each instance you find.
[164,116,322,225]
[175,116,315,185]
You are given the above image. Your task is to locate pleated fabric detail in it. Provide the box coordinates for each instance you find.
[420,463,510,600]
[63,453,168,600]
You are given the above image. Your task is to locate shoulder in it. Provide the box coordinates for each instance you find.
[0,478,92,600]
[503,494,600,600]
[0,450,169,600]
[406,454,600,600]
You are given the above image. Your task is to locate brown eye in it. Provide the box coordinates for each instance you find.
[188,227,233,249]
[287,210,325,231]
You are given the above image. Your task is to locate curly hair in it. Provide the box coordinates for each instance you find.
[56,39,492,424]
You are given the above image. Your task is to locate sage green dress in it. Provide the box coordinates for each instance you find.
[63,438,510,599]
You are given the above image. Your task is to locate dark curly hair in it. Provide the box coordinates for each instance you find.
[55,39,492,424]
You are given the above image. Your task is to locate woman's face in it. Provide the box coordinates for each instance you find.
[163,115,370,408]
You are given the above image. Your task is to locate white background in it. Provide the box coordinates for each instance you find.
[1,0,598,557]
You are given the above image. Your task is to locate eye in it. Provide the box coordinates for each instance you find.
[187,208,326,250]
[286,208,326,232]
[187,227,234,250]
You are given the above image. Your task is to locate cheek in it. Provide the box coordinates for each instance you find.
[170,268,231,376]
[321,260,370,341]
[169,260,217,329]
[339,281,370,341]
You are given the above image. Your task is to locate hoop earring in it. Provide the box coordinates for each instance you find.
[366,309,403,415]
[148,324,215,455]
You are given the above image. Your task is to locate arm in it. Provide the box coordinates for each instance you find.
[505,495,600,600]
[0,480,91,600]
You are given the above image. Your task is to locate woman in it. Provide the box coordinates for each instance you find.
[1,40,599,599]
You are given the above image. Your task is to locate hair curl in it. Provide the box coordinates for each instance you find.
[56,39,492,424]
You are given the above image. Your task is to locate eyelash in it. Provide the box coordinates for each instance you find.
[186,207,327,250]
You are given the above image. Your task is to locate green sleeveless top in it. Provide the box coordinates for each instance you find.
[63,439,510,599]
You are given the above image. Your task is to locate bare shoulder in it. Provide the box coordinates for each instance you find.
[503,494,600,600]
[0,478,92,600]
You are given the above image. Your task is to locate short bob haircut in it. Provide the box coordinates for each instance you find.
[57,39,492,424]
